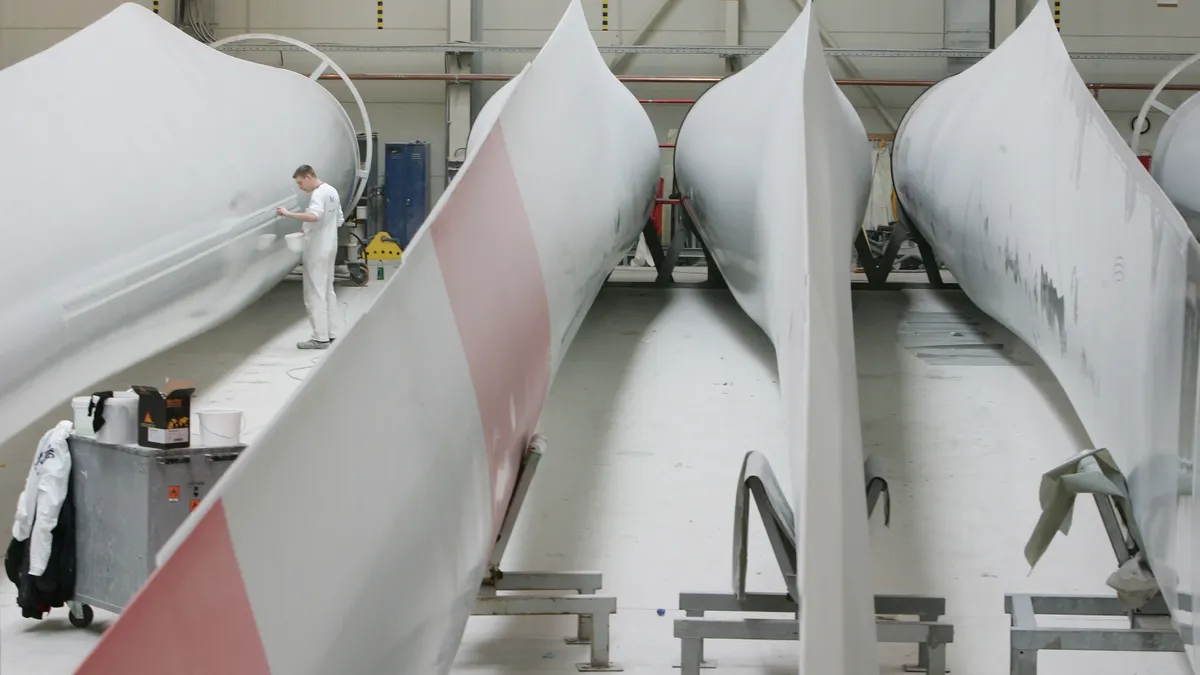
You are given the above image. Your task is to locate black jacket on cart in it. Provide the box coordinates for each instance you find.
[5,477,76,619]
[4,422,77,620]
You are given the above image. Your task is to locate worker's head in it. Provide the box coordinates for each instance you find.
[293,165,320,192]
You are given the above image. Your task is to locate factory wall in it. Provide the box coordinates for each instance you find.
[4,0,1200,194]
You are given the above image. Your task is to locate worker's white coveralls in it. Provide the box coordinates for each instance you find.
[303,183,344,342]
[12,421,72,576]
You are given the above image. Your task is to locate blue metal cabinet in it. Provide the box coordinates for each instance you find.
[383,142,430,248]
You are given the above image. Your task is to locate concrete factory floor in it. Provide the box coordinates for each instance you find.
[0,280,1192,675]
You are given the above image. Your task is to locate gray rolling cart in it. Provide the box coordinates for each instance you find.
[65,435,246,626]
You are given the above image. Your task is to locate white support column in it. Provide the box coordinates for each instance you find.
[993,0,1017,45]
[723,0,741,74]
[446,0,474,185]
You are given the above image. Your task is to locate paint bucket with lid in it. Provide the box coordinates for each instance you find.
[96,392,139,445]
[71,391,138,443]
[196,409,245,446]
[71,397,94,437]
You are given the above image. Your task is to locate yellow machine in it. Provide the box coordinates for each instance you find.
[364,232,403,281]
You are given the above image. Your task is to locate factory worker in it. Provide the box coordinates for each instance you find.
[277,165,344,350]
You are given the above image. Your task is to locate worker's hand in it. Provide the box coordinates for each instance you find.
[276,207,287,217]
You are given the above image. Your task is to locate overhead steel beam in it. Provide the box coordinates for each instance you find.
[609,0,680,74]
[217,42,1199,61]
[791,0,898,131]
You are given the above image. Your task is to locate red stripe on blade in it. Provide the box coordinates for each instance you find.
[76,501,269,675]
[430,127,552,540]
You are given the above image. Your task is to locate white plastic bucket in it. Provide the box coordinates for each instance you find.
[285,232,305,253]
[95,391,138,445]
[197,409,244,446]
[71,391,138,442]
[71,397,95,438]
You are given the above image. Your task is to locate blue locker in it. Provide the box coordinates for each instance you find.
[383,142,430,248]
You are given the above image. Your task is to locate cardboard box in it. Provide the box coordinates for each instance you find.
[132,379,195,449]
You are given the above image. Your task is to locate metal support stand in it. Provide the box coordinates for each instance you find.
[641,177,725,289]
[473,435,622,672]
[640,217,670,285]
[1004,594,1186,674]
[674,451,951,673]
[675,593,953,675]
[854,205,949,289]
[1004,473,1191,673]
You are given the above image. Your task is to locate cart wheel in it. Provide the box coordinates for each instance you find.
[69,604,94,628]
[349,263,369,287]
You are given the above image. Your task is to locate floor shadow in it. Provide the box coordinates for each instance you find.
[852,289,935,604]
[17,615,111,636]
[920,291,1090,448]
[494,284,672,565]
[457,286,671,670]
[0,281,308,518]
[691,289,778,379]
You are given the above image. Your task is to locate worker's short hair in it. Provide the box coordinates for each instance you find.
[293,165,317,179]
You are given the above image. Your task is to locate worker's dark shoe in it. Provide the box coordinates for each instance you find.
[297,339,331,350]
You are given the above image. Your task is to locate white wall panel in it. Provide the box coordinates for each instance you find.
[616,0,724,32]
[1,0,167,28]
[241,0,446,31]
[5,0,1200,185]
[0,30,77,68]
[814,0,941,35]
[1064,3,1200,38]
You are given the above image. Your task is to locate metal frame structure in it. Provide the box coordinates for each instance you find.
[675,593,953,674]
[217,42,1197,61]
[1005,594,1185,675]
[1003,478,1190,674]
[472,435,622,672]
[616,194,952,290]
[672,451,953,675]
[852,207,955,289]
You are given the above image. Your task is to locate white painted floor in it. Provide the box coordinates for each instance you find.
[1,282,1192,675]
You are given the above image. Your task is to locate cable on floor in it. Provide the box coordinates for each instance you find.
[286,357,323,381]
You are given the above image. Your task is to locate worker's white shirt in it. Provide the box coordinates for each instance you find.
[304,182,343,252]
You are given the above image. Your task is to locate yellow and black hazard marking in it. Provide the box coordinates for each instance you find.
[1053,0,1061,31]
[152,0,159,14]
[602,0,609,31]
[377,0,384,29]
